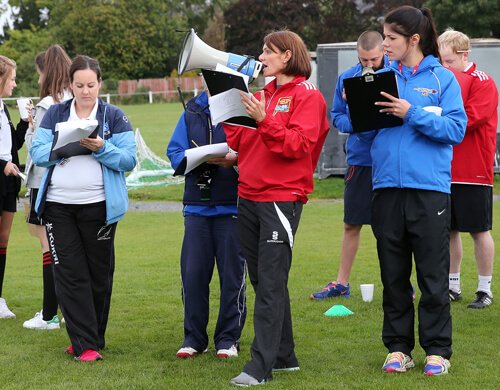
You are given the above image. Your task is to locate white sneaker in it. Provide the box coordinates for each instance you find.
[230,372,266,387]
[217,345,239,358]
[0,297,15,318]
[176,347,207,358]
[23,310,60,330]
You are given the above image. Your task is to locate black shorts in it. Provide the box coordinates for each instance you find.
[344,165,372,225]
[0,191,17,213]
[450,184,492,232]
[27,188,43,225]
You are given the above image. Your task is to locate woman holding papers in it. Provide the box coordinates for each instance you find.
[30,55,136,361]
[368,6,466,375]
[0,55,29,319]
[23,45,72,331]
[167,90,246,360]
[224,30,329,387]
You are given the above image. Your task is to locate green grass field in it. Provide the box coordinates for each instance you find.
[0,202,498,389]
[3,102,498,388]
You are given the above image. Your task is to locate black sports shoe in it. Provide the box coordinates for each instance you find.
[467,291,493,309]
[449,289,462,302]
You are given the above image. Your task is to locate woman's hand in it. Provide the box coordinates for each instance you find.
[3,161,20,176]
[80,135,104,152]
[207,152,238,168]
[375,91,411,118]
[240,91,266,122]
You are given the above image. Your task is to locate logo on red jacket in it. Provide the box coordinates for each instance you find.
[273,96,292,115]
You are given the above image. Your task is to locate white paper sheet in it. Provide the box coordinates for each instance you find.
[53,119,99,150]
[184,142,229,174]
[209,89,251,125]
[17,172,27,182]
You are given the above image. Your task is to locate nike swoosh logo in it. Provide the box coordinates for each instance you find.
[438,209,446,215]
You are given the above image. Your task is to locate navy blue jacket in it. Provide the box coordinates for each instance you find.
[167,92,238,216]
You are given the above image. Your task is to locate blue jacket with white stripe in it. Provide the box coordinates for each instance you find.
[30,99,136,224]
[367,55,467,193]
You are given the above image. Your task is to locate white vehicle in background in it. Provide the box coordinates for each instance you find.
[315,38,500,178]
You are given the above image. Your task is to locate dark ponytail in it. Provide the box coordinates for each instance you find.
[419,8,440,59]
[384,6,440,59]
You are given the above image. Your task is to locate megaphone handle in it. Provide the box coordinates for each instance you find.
[177,87,187,110]
[237,56,252,73]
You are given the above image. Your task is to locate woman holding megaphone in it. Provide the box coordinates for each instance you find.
[223,30,329,387]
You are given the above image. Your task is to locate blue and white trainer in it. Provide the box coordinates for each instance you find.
[310,281,350,300]
[423,355,450,376]
[382,352,415,373]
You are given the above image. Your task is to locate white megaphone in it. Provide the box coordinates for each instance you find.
[178,29,262,80]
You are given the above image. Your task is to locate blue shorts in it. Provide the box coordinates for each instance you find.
[343,165,372,225]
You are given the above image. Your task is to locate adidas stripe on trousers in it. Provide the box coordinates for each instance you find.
[238,199,303,382]
[43,201,117,356]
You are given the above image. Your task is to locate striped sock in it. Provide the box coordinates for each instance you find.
[42,251,58,321]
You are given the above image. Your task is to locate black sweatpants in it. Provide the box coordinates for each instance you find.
[44,201,117,356]
[371,188,452,359]
[238,198,303,382]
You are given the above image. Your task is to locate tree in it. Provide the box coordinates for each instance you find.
[9,0,47,30]
[224,0,320,57]
[424,0,500,37]
[359,0,425,31]
[44,0,186,79]
[315,0,366,44]
[202,6,225,51]
[177,0,237,38]
[0,26,53,96]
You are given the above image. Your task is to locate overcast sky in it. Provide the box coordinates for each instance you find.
[0,0,12,36]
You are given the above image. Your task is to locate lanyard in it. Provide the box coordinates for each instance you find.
[398,59,422,75]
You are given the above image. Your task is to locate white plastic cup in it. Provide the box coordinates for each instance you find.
[422,105,443,116]
[360,284,374,302]
[17,98,31,120]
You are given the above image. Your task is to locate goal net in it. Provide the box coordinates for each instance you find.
[126,129,184,188]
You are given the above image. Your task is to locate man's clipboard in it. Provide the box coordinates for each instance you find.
[343,70,403,132]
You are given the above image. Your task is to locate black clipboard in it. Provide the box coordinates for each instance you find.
[201,69,249,95]
[343,70,403,132]
[201,69,257,129]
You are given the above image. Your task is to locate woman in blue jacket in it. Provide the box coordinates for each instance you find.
[30,55,136,361]
[370,6,466,376]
